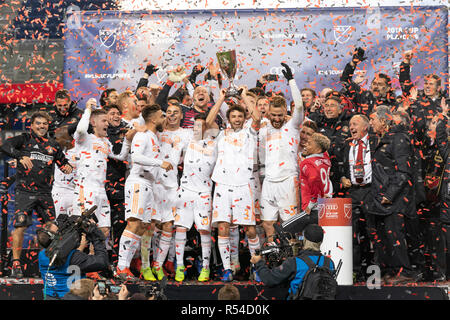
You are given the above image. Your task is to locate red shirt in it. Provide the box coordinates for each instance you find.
[299,152,333,211]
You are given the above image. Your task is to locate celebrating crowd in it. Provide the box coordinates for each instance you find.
[1,47,449,287]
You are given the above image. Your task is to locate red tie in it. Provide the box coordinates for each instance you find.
[355,140,365,184]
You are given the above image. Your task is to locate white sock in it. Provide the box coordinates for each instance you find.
[200,232,212,270]
[248,236,261,256]
[155,231,172,268]
[175,228,187,267]
[140,234,152,269]
[152,228,161,264]
[256,224,266,245]
[229,226,240,263]
[218,236,231,270]
[167,236,175,263]
[118,230,141,270]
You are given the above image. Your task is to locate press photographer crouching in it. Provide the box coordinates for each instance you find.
[250,224,337,300]
[37,206,109,300]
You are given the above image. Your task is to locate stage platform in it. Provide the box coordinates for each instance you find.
[0,278,448,300]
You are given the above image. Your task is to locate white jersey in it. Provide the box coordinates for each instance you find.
[157,128,193,188]
[259,79,304,182]
[180,137,217,193]
[122,115,145,129]
[211,126,257,186]
[259,117,301,182]
[74,133,115,187]
[74,108,131,188]
[127,130,164,183]
[52,146,78,191]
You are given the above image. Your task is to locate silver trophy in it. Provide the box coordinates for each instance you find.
[216,50,240,98]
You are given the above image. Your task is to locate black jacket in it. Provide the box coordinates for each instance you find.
[1,131,69,193]
[340,62,397,116]
[436,116,450,223]
[369,125,416,217]
[106,121,128,200]
[69,227,109,273]
[48,102,83,137]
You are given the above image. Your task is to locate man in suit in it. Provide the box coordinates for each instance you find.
[338,114,377,282]
[368,105,417,285]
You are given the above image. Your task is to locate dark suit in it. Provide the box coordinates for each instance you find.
[338,133,378,279]
[368,124,416,277]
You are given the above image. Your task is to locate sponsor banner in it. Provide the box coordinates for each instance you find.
[317,198,352,227]
[318,198,353,285]
[64,6,448,106]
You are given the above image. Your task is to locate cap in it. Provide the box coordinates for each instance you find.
[303,224,324,243]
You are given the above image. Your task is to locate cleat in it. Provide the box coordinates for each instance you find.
[115,267,136,282]
[153,267,165,281]
[11,260,24,279]
[230,260,241,275]
[198,268,210,282]
[140,267,157,281]
[175,265,185,282]
[221,269,233,282]
[86,272,103,280]
[164,260,175,277]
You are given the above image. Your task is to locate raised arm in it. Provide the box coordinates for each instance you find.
[206,88,227,129]
[74,103,92,140]
[135,62,159,93]
[281,62,304,128]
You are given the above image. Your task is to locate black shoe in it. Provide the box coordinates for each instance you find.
[431,271,446,282]
[11,260,24,279]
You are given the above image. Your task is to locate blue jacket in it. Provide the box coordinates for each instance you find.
[254,249,335,299]
[39,249,82,298]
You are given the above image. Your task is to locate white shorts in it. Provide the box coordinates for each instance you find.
[52,187,74,218]
[261,176,300,222]
[153,183,177,224]
[250,171,262,216]
[211,183,256,228]
[174,187,212,232]
[124,180,156,224]
[73,184,111,228]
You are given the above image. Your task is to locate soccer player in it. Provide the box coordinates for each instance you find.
[208,88,262,282]
[151,103,193,281]
[1,111,73,278]
[258,65,304,243]
[72,103,135,253]
[116,104,173,281]
[173,113,218,282]
[299,133,333,217]
[52,125,78,218]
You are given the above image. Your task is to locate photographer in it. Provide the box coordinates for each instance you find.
[37,216,109,299]
[250,224,335,300]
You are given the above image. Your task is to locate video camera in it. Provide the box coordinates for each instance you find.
[45,206,99,267]
[256,211,316,267]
